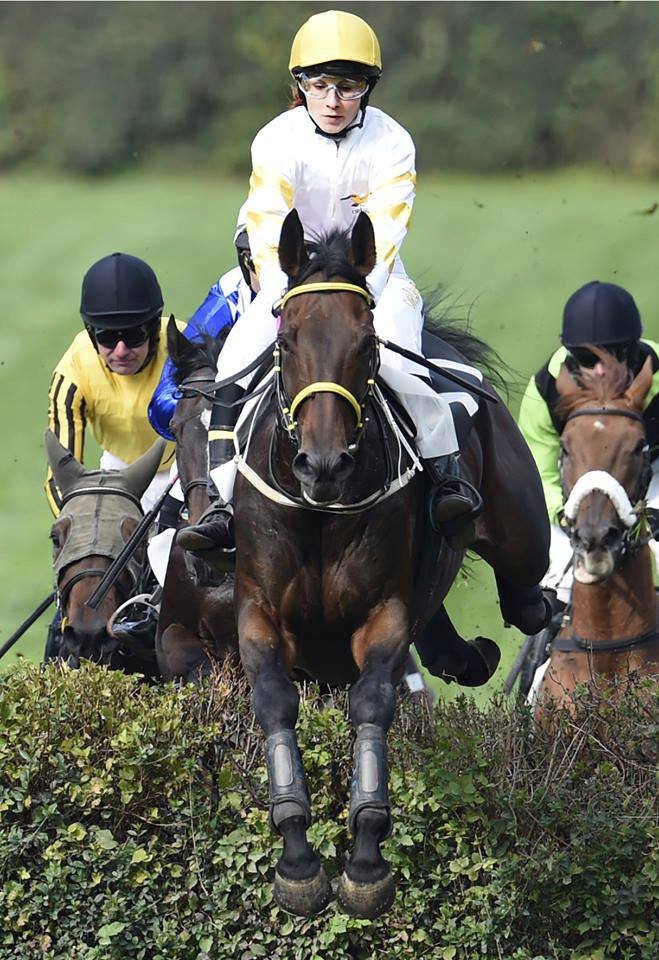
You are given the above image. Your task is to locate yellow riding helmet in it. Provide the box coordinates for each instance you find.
[289,10,382,76]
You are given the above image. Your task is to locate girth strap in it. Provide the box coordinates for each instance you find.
[552,630,658,654]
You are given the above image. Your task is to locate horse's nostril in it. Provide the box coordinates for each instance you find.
[576,523,621,552]
[603,526,622,548]
[333,451,355,481]
[292,452,312,481]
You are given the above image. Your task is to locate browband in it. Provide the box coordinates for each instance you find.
[276,281,375,313]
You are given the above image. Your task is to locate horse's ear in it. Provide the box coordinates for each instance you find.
[44,429,86,493]
[624,354,653,411]
[555,362,579,398]
[279,209,306,278]
[348,212,376,278]
[167,314,188,361]
[121,438,167,499]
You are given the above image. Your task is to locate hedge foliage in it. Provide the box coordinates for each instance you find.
[0,662,657,960]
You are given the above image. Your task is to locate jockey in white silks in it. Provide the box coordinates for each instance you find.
[178,10,481,561]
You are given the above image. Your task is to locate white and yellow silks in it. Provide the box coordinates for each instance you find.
[210,106,459,501]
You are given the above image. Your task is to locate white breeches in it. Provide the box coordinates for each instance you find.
[213,268,459,472]
[542,458,659,604]
[99,451,172,514]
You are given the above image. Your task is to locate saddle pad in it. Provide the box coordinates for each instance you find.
[422,329,484,449]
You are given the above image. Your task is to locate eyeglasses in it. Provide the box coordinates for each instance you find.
[94,321,156,350]
[298,73,369,101]
[569,344,630,368]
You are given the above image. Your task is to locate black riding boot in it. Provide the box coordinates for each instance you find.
[176,384,243,564]
[424,454,483,550]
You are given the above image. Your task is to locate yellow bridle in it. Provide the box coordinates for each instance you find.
[276,281,376,434]
[277,281,375,313]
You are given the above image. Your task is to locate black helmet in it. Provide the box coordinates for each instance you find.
[561,280,642,348]
[80,252,164,330]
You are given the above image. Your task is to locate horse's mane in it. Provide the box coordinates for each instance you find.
[168,329,230,386]
[296,228,373,291]
[556,352,633,418]
[422,289,509,397]
[295,228,509,396]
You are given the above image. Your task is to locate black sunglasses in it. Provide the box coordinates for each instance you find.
[94,320,157,350]
[569,344,629,368]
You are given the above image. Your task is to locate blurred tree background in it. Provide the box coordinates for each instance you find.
[1,0,658,177]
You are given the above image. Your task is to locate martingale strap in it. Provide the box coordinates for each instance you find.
[552,629,658,654]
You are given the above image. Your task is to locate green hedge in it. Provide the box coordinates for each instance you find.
[0,662,656,959]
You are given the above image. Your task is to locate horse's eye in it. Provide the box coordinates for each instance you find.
[633,439,647,456]
[50,531,61,549]
[279,337,293,355]
[559,441,568,458]
[358,336,375,356]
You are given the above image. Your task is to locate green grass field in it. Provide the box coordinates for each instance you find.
[1,168,657,694]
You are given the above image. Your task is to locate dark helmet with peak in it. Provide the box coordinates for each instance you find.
[561,280,642,349]
[80,252,164,330]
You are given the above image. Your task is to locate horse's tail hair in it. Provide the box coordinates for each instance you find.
[421,287,514,400]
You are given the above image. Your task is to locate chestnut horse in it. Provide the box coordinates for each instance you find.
[45,430,165,674]
[533,352,659,715]
[230,210,550,918]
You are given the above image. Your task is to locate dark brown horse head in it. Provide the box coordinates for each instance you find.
[277,209,377,505]
[45,430,165,669]
[556,349,653,582]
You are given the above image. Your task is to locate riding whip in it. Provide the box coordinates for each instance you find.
[0,591,56,662]
[85,475,179,611]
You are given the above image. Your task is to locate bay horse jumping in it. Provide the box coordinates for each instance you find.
[532,350,659,716]
[231,210,550,918]
[155,320,237,681]
[45,430,165,675]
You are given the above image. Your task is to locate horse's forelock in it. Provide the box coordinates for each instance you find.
[293,228,369,292]
[556,353,633,418]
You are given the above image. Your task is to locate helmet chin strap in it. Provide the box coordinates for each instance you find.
[298,78,378,141]
[311,104,367,141]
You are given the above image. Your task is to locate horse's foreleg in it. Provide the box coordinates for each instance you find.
[239,599,331,917]
[156,623,214,682]
[339,597,408,919]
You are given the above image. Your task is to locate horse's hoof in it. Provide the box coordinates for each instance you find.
[456,636,501,687]
[336,869,395,919]
[274,865,332,917]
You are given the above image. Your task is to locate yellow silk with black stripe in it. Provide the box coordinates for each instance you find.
[45,316,176,515]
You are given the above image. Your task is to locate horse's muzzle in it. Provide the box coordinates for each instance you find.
[572,520,622,583]
[292,449,355,504]
[61,625,120,667]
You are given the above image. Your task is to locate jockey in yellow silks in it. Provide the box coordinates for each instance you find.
[46,253,176,517]
[180,10,480,559]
